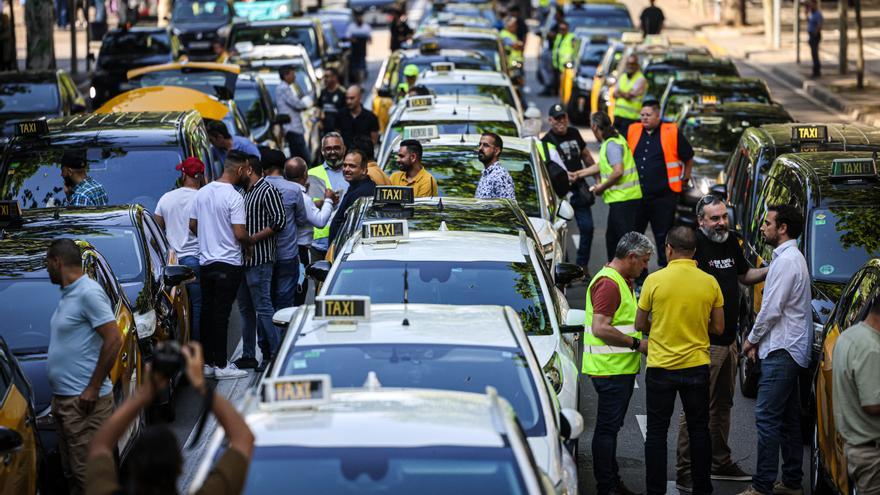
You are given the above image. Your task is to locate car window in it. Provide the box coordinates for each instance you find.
[843,268,879,328]
[749,176,792,261]
[0,81,60,115]
[421,84,516,109]
[809,208,880,283]
[231,25,319,61]
[100,32,171,59]
[95,258,121,309]
[0,347,11,403]
[235,85,268,130]
[172,0,230,21]
[142,219,167,282]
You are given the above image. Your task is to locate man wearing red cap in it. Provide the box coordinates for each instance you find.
[155,157,205,339]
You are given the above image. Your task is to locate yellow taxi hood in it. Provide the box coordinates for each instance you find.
[126,61,241,80]
[94,86,230,120]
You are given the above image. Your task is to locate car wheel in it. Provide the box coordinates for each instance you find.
[738,352,759,398]
[810,423,832,495]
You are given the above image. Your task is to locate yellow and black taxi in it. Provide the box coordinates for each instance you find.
[0,214,142,489]
[0,112,216,212]
[125,62,240,101]
[811,257,880,495]
[371,47,499,132]
[563,34,610,124]
[658,75,773,123]
[722,123,880,234]
[0,335,38,495]
[89,26,184,108]
[736,152,880,438]
[411,26,511,80]
[168,0,234,61]
[640,52,739,101]
[590,39,626,117]
[0,70,86,142]
[675,101,793,225]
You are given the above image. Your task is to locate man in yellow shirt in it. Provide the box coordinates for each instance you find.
[390,139,439,197]
[635,226,724,495]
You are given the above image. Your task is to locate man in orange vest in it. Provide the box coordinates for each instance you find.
[625,100,694,266]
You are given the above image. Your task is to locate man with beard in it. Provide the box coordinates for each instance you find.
[475,132,515,200]
[675,196,767,491]
[308,132,349,260]
[60,151,108,206]
[328,149,376,242]
[390,139,438,197]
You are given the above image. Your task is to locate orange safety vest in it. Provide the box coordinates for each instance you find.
[626,123,683,193]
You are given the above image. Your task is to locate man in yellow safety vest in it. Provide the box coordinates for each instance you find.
[613,55,646,137]
[583,231,653,495]
[307,132,349,260]
[551,21,575,97]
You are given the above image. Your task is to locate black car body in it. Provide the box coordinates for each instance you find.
[312,17,351,83]
[676,102,793,225]
[170,0,234,60]
[567,35,610,124]
[235,72,285,149]
[658,75,772,123]
[89,27,182,108]
[228,18,338,80]
[0,70,86,143]
[0,111,216,212]
[641,52,739,100]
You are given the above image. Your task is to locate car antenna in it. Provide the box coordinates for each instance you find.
[402,264,410,326]
[461,106,471,143]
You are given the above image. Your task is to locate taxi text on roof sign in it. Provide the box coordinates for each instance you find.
[431,62,455,73]
[699,94,718,105]
[791,125,828,143]
[402,125,439,141]
[314,295,371,321]
[14,120,49,137]
[406,95,434,108]
[262,374,332,409]
[830,157,878,180]
[362,219,409,241]
[374,185,415,205]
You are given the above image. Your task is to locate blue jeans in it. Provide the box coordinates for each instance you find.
[570,189,594,267]
[645,365,712,495]
[94,0,106,23]
[590,374,636,495]
[178,256,202,342]
[753,350,804,494]
[237,263,280,360]
[55,0,68,26]
[272,257,299,311]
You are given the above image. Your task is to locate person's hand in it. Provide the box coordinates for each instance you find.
[589,183,601,194]
[182,342,206,394]
[314,199,325,209]
[742,339,758,362]
[138,364,168,402]
[323,188,338,202]
[78,385,99,414]
[638,338,649,355]
[567,171,579,183]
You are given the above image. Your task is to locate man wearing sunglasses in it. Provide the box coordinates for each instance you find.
[675,195,768,492]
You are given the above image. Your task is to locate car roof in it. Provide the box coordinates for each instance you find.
[345,231,526,263]
[671,75,766,89]
[743,122,880,150]
[94,87,229,120]
[417,69,511,85]
[358,197,536,236]
[772,151,880,207]
[4,111,192,148]
[417,26,500,39]
[395,97,517,122]
[234,18,317,27]
[685,102,792,120]
[13,206,136,232]
[242,388,511,448]
[107,26,167,34]
[288,304,520,348]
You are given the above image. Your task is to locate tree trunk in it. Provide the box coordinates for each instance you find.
[25,0,57,69]
[855,0,864,88]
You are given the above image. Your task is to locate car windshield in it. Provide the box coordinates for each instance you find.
[0,82,60,116]
[237,446,527,494]
[100,32,171,57]
[380,146,539,216]
[643,65,738,96]
[566,9,633,28]
[580,45,607,67]
[133,70,233,99]
[232,26,319,61]
[0,279,59,354]
[422,84,516,109]
[280,344,545,436]
[235,85,267,130]
[171,0,229,21]
[77,228,144,282]
[681,113,791,152]
[387,121,518,143]
[327,261,552,335]
[3,147,184,212]
[810,208,880,283]
[664,85,770,121]
[425,39,501,69]
[397,58,496,80]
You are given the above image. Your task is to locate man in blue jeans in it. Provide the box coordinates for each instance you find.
[235,155,286,372]
[155,157,205,340]
[739,205,811,495]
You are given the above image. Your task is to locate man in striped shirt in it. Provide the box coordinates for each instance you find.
[235,154,286,372]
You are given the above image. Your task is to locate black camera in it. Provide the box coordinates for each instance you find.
[152,341,185,379]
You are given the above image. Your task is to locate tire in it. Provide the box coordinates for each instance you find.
[810,423,832,495]
[738,352,759,398]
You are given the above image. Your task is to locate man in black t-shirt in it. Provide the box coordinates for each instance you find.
[317,68,347,137]
[389,9,414,51]
[336,85,380,147]
[674,196,768,491]
[542,104,596,270]
[639,0,665,35]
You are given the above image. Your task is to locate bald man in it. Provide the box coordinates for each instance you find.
[336,85,380,147]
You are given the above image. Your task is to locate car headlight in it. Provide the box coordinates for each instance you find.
[543,352,563,394]
[36,406,56,429]
[277,4,288,13]
[89,86,97,99]
[134,309,157,340]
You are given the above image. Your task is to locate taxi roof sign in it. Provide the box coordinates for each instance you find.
[262,374,331,410]
[314,295,371,321]
[406,95,434,109]
[699,94,719,105]
[0,200,22,226]
[402,125,439,141]
[362,219,409,242]
[621,32,644,44]
[13,119,49,137]
[431,62,455,73]
[374,186,415,205]
[791,125,828,143]
[830,157,878,180]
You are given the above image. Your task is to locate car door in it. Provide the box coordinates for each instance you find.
[142,213,181,343]
[0,340,38,495]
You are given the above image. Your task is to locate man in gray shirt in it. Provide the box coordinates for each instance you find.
[741,204,811,495]
[276,66,312,160]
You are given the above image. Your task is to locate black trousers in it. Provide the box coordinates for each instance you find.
[294,244,311,306]
[605,199,641,262]
[199,262,243,368]
[809,32,821,76]
[635,191,678,266]
[645,365,712,495]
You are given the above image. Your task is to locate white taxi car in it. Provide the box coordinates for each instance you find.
[270,297,583,493]
[190,375,555,494]
[416,69,524,118]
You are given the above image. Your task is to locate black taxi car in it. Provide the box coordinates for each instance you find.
[0,112,215,212]
[641,52,739,101]
[0,336,38,495]
[676,102,793,225]
[659,75,772,123]
[169,0,234,61]
[736,151,880,438]
[0,70,86,142]
[0,224,143,490]
[811,258,879,495]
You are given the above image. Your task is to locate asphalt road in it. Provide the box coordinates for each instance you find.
[164,14,850,494]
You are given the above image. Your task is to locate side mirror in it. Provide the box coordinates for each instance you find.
[554,262,585,287]
[162,265,196,287]
[377,87,392,98]
[559,408,585,440]
[557,200,574,221]
[709,183,727,199]
[272,307,296,327]
[306,260,331,282]
[0,427,23,455]
[560,309,585,334]
[275,114,292,125]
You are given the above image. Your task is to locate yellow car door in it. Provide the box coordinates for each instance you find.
[0,341,38,495]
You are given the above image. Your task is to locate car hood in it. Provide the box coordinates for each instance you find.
[18,355,51,413]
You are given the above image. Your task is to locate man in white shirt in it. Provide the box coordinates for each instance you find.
[155,157,205,340]
[739,204,811,495]
[276,66,312,160]
[188,151,255,380]
[285,157,336,305]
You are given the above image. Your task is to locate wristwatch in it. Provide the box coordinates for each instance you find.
[629,337,641,351]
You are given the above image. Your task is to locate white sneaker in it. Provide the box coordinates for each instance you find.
[214,364,248,380]
[203,365,215,378]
